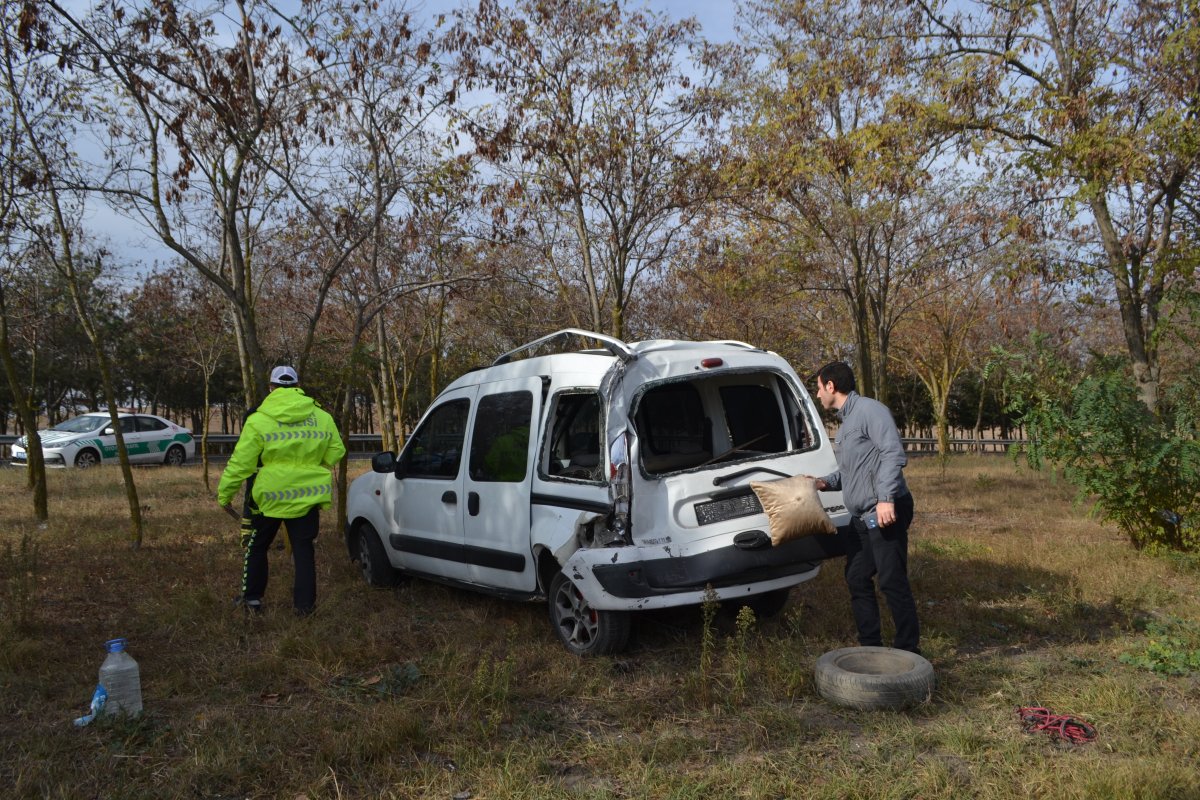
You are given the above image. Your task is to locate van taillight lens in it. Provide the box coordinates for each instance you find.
[701,358,724,368]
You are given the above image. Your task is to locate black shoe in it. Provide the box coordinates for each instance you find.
[234,595,263,614]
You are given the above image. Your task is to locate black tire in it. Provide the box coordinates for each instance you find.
[164,444,187,466]
[356,523,399,587]
[548,571,631,656]
[814,646,935,710]
[727,588,790,619]
[74,449,100,468]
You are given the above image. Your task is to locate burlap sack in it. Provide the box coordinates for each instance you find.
[750,475,837,545]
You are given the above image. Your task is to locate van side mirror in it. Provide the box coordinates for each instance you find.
[371,451,397,474]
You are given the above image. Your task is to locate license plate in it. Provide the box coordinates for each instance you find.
[694,492,762,526]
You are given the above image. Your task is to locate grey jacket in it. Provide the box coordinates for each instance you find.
[819,391,909,517]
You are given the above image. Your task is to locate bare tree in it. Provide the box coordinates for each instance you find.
[916,0,1200,412]
[729,0,959,403]
[0,0,48,519]
[44,0,317,406]
[452,0,724,338]
[5,4,143,542]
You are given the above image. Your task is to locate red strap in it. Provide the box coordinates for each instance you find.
[1017,706,1097,743]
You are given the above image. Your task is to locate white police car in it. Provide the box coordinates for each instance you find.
[11,412,194,468]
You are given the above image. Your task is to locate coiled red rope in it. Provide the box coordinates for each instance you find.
[1017,706,1098,744]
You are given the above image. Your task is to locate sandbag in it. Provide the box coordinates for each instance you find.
[751,475,837,545]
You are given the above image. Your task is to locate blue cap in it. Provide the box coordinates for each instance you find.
[105,638,127,653]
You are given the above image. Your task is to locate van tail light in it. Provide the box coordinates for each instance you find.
[608,431,632,543]
[700,358,724,368]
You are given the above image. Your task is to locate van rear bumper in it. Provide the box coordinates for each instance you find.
[573,528,847,608]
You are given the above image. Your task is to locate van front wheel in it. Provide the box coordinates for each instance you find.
[548,571,630,656]
[356,523,399,587]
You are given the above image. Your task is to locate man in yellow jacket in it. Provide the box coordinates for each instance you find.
[218,366,346,615]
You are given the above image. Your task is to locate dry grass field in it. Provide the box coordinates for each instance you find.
[2,456,1198,799]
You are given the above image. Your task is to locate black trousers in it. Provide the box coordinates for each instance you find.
[843,493,920,652]
[241,506,320,613]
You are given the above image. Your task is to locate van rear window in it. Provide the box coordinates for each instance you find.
[719,385,787,452]
[636,375,794,475]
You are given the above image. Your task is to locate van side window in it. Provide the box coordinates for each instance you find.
[636,382,712,473]
[469,391,533,482]
[544,392,603,482]
[777,375,813,450]
[401,399,469,479]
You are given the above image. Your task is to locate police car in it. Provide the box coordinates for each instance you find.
[11,412,195,468]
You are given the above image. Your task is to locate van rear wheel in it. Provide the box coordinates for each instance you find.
[548,571,630,656]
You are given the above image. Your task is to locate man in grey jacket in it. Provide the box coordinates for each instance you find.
[813,361,920,654]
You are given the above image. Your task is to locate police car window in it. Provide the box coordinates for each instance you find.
[137,416,168,432]
[53,415,107,433]
[469,391,533,482]
[118,418,137,434]
[401,399,469,479]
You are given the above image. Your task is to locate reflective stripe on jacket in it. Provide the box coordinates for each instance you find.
[217,388,346,518]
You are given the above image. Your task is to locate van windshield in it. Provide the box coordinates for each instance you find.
[634,373,811,475]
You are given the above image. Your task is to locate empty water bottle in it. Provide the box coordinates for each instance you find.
[98,638,142,717]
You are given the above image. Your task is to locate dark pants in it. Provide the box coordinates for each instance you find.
[242,506,320,613]
[843,493,919,653]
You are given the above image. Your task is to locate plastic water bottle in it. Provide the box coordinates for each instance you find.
[98,638,142,717]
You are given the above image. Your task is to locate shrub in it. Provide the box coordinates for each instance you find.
[998,339,1199,551]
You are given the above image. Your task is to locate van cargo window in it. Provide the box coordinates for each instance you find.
[469,391,534,482]
[719,384,787,453]
[401,399,469,479]
[636,373,803,475]
[544,392,603,482]
[636,382,712,473]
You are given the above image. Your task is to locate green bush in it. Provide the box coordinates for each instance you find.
[1119,617,1200,675]
[997,339,1199,551]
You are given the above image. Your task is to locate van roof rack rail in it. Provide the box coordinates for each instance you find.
[493,328,636,366]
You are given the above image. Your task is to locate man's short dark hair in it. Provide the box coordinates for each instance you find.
[816,361,856,394]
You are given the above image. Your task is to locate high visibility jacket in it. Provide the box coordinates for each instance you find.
[217,388,346,519]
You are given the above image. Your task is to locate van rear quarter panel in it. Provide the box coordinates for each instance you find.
[529,365,615,562]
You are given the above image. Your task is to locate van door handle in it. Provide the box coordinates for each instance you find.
[441,491,456,504]
[467,491,480,516]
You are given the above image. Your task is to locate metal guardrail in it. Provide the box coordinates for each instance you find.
[902,437,1027,455]
[0,433,1024,461]
[0,433,382,463]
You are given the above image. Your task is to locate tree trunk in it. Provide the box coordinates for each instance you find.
[0,289,48,521]
[374,311,396,452]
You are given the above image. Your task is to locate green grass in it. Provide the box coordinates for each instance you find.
[1,456,1199,798]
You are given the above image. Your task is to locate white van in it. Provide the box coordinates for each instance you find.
[345,329,850,655]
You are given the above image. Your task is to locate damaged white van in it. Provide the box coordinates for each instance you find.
[345,329,850,655]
